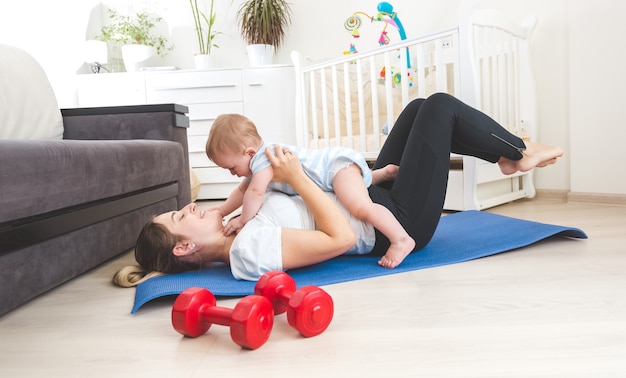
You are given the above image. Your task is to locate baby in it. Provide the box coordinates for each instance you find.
[205,114,415,268]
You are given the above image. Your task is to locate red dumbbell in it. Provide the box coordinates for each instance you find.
[171,287,274,350]
[255,270,333,338]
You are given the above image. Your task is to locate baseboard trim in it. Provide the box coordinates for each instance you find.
[535,189,569,201]
[567,191,626,206]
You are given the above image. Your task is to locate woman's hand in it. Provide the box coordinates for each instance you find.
[265,146,307,185]
[266,145,356,270]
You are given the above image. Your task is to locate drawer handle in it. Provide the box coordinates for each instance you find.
[152,84,237,90]
[248,83,263,87]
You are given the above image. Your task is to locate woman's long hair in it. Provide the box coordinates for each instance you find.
[112,218,204,287]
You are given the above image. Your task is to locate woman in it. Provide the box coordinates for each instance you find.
[113,93,563,287]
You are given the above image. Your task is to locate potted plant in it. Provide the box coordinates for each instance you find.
[97,8,173,71]
[190,0,221,69]
[237,0,292,66]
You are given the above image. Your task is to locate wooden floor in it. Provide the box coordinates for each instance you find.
[1,198,625,377]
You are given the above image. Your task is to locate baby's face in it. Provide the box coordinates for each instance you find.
[213,150,253,178]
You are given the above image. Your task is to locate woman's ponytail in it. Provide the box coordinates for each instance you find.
[112,265,163,287]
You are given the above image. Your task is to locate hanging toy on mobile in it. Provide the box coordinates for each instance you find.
[379,65,414,87]
[343,15,362,55]
[343,2,410,68]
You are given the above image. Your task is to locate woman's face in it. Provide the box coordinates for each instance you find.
[154,203,221,241]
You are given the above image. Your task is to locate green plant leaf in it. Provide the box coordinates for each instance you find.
[237,0,292,49]
[190,0,220,55]
[97,8,173,57]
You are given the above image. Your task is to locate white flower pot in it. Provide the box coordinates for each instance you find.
[121,44,156,72]
[194,54,216,70]
[246,44,275,66]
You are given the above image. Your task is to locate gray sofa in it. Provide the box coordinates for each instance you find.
[0,44,192,316]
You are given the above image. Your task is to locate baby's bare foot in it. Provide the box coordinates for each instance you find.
[382,164,399,180]
[372,164,400,184]
[377,236,415,269]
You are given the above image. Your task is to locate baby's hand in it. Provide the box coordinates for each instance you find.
[224,216,244,236]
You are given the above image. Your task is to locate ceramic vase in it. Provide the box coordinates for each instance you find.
[121,44,156,72]
[246,44,275,66]
[194,54,216,70]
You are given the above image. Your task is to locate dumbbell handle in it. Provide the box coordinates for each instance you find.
[199,304,233,327]
[265,286,294,314]
[274,287,292,303]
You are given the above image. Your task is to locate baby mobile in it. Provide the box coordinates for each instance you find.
[343,2,413,87]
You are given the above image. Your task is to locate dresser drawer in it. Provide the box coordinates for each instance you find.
[188,137,213,167]
[190,151,212,168]
[197,182,238,200]
[187,102,244,137]
[145,70,243,104]
[194,167,240,184]
[194,167,240,200]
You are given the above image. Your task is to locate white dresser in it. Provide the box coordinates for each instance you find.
[76,66,296,199]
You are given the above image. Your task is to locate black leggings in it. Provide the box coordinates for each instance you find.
[368,93,526,255]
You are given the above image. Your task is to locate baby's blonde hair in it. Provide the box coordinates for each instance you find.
[206,114,262,162]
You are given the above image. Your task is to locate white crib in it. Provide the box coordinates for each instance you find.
[291,9,538,211]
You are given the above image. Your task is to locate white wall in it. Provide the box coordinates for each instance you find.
[1,0,624,196]
[568,1,626,195]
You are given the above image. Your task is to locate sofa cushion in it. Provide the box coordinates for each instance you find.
[0,139,184,224]
[0,44,64,140]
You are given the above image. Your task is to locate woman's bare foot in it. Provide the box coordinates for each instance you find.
[377,235,415,269]
[372,164,399,185]
[498,141,563,175]
[497,158,518,175]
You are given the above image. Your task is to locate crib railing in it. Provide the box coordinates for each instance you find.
[292,9,539,210]
[453,10,539,210]
[292,29,461,161]
[459,10,538,142]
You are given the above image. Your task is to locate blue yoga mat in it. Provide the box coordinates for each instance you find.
[131,210,587,314]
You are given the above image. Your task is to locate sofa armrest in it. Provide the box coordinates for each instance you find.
[61,103,191,206]
[61,103,189,141]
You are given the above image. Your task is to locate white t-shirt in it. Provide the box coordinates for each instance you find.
[229,191,376,280]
